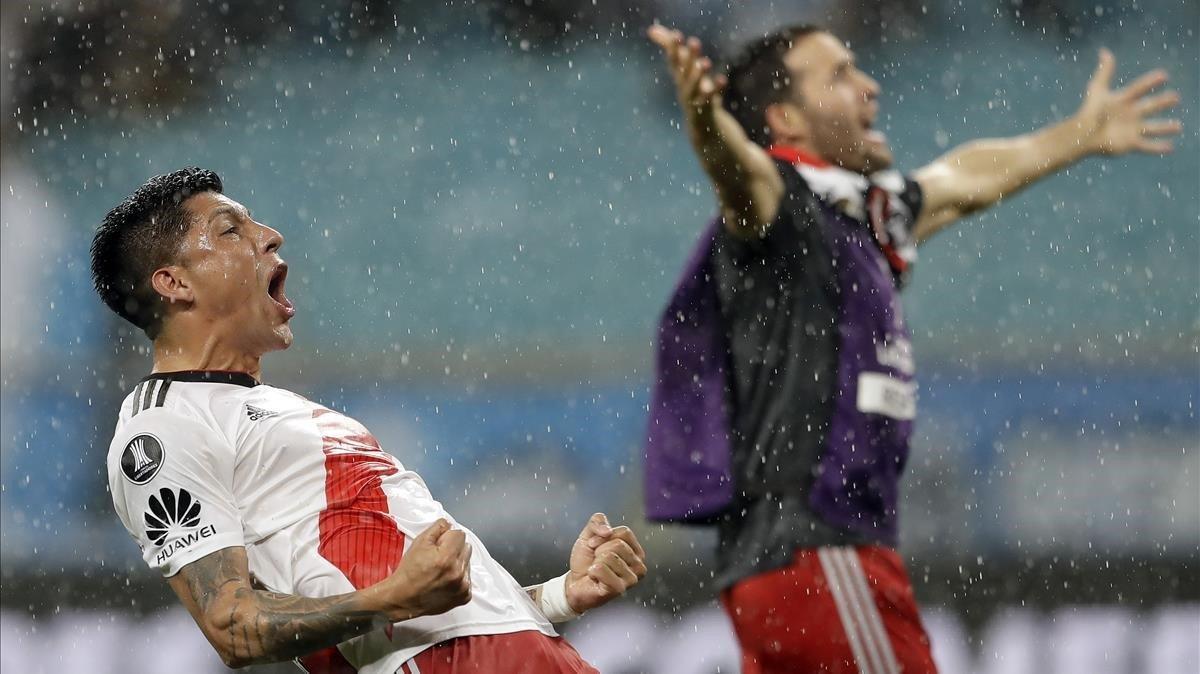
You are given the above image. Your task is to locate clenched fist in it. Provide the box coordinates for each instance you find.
[380,518,472,621]
[564,513,648,614]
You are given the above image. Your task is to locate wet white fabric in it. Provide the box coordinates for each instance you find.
[106,377,555,672]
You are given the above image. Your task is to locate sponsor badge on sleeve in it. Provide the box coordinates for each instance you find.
[856,372,917,420]
[121,434,164,484]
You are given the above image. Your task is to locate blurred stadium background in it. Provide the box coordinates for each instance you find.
[1,0,1196,672]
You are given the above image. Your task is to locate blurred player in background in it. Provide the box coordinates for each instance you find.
[91,167,647,673]
[643,22,1180,674]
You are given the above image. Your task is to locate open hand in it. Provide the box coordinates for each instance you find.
[647,24,727,123]
[564,513,647,614]
[1076,48,1182,155]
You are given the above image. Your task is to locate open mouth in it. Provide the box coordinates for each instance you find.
[862,117,887,145]
[267,263,295,317]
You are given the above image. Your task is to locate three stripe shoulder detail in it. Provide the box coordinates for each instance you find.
[130,379,173,417]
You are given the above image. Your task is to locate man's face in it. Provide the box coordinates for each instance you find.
[172,192,295,354]
[783,33,893,173]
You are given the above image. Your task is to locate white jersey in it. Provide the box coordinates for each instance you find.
[106,370,555,672]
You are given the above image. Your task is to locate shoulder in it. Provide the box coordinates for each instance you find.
[107,376,252,475]
[112,372,271,444]
[769,158,814,195]
[108,406,233,485]
[112,404,226,444]
[716,165,823,255]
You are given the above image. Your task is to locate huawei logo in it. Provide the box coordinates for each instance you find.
[144,488,202,546]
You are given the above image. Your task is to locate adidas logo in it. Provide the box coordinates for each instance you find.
[144,488,202,546]
[246,404,277,421]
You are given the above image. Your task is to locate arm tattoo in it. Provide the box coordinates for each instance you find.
[173,548,388,666]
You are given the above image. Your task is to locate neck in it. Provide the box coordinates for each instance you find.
[152,320,262,380]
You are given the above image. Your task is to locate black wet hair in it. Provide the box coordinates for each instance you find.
[90,167,224,338]
[722,24,825,147]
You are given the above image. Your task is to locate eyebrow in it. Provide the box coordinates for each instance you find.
[207,205,251,225]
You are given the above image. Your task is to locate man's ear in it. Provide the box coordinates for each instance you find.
[764,101,809,145]
[150,266,194,306]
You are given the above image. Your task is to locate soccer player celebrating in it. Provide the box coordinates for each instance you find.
[92,168,647,673]
[643,24,1180,673]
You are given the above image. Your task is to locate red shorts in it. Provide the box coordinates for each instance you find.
[300,630,596,674]
[721,546,938,674]
[400,630,596,674]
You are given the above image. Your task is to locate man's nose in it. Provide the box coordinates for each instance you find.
[258,223,284,255]
[862,72,881,100]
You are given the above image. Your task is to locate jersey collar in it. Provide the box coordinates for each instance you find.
[766,144,831,168]
[141,370,261,388]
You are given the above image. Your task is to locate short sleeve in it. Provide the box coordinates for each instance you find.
[714,159,814,262]
[107,408,244,577]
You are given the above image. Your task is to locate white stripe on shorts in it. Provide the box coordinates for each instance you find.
[831,548,894,674]
[818,547,880,674]
[839,548,902,674]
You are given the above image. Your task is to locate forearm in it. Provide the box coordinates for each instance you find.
[922,48,1181,231]
[913,114,1097,241]
[686,106,782,232]
[208,585,391,667]
[687,106,753,186]
[948,115,1093,205]
[171,547,399,668]
[648,25,782,232]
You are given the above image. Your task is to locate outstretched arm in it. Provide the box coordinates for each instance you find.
[647,24,784,238]
[912,49,1181,243]
[168,519,471,668]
